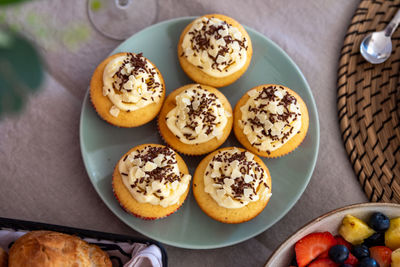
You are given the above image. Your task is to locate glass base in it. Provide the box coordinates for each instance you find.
[88,0,158,40]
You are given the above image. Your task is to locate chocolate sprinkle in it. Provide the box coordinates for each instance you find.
[243,86,300,147]
[122,146,184,200]
[109,53,162,103]
[174,87,224,141]
[184,17,247,72]
[207,150,268,201]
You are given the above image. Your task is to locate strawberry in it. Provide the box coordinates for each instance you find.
[369,246,392,267]
[308,258,339,267]
[313,247,357,266]
[344,252,358,266]
[335,235,352,251]
[295,232,337,267]
[316,250,330,259]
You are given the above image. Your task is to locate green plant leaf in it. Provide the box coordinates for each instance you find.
[0,0,30,6]
[0,29,44,115]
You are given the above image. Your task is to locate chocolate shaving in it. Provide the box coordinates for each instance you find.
[124,146,183,196]
[245,86,300,145]
[178,89,222,141]
[108,53,162,103]
[208,150,268,201]
[184,17,247,72]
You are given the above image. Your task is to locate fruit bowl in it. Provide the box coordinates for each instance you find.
[265,203,400,266]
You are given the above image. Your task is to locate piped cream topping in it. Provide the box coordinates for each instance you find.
[166,84,231,144]
[102,53,163,117]
[119,146,191,207]
[204,148,271,209]
[239,85,302,154]
[181,16,248,78]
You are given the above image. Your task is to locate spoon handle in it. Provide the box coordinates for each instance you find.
[385,10,400,37]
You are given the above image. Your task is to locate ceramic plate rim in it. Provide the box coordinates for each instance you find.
[79,16,320,249]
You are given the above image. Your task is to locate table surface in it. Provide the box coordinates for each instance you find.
[0,0,367,266]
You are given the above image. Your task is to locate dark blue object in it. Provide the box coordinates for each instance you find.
[369,212,390,232]
[340,264,353,267]
[363,232,385,247]
[353,244,370,259]
[358,257,380,267]
[329,245,349,263]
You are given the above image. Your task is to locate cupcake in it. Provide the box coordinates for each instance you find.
[112,144,191,220]
[158,84,233,155]
[234,84,309,158]
[193,147,271,224]
[178,14,252,88]
[90,52,165,128]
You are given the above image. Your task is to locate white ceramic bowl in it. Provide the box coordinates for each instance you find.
[265,203,400,266]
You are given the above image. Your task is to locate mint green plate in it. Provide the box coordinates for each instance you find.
[80,17,319,249]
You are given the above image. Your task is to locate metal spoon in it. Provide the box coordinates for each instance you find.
[360,10,400,64]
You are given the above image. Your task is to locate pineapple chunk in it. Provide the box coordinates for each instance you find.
[392,248,400,267]
[385,217,400,250]
[338,214,375,245]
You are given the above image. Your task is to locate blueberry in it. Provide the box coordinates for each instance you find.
[358,257,380,267]
[329,245,349,263]
[363,232,385,247]
[340,264,353,267]
[353,244,370,259]
[369,212,390,232]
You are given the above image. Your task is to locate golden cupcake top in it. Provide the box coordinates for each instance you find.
[203,147,271,209]
[181,16,249,77]
[118,145,191,207]
[166,84,231,144]
[239,85,302,154]
[102,53,163,117]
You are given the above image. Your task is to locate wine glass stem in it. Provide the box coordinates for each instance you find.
[116,0,132,9]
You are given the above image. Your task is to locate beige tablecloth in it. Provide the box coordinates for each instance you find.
[0,0,367,266]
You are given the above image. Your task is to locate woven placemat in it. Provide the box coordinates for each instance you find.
[337,0,400,203]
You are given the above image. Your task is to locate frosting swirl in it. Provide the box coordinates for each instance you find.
[239,86,302,153]
[166,85,231,144]
[181,16,248,77]
[119,146,191,207]
[204,148,271,209]
[102,53,163,117]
